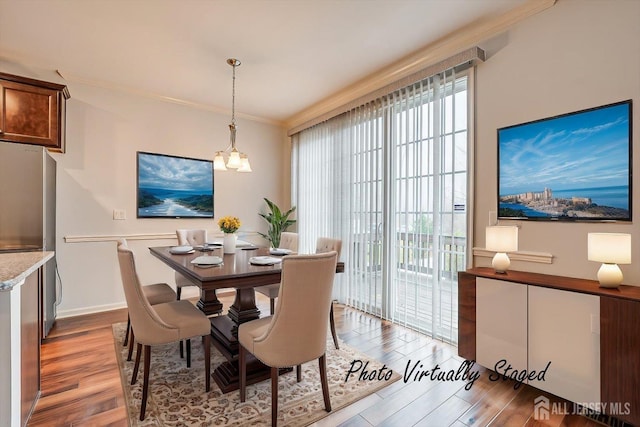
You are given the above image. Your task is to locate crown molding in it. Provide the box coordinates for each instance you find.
[55,70,283,126]
[284,0,556,132]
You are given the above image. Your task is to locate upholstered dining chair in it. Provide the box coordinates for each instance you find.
[117,241,211,421]
[315,237,342,350]
[254,232,299,315]
[239,251,338,427]
[175,229,207,300]
[175,229,209,359]
[118,239,176,361]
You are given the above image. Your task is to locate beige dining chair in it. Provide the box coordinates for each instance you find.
[238,251,338,427]
[315,237,343,350]
[175,229,210,359]
[254,232,299,315]
[117,241,211,421]
[118,239,176,361]
[256,235,342,349]
[175,229,208,300]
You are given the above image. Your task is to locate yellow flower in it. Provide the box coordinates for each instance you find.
[218,216,241,234]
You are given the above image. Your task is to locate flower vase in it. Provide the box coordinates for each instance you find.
[223,233,237,254]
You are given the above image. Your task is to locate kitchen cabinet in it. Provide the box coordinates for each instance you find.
[0,72,70,152]
[459,268,640,426]
[1,251,53,427]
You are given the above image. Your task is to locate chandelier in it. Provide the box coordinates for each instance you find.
[213,58,252,172]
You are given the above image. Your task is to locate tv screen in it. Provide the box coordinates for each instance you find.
[137,151,214,218]
[498,100,632,221]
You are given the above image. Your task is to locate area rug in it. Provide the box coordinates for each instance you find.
[113,323,400,426]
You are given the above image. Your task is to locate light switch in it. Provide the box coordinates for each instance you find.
[113,209,127,220]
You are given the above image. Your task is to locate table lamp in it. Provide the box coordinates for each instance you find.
[486,226,518,273]
[587,232,631,288]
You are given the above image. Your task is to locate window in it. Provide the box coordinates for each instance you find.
[292,69,470,344]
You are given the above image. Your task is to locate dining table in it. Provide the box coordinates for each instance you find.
[148,244,344,393]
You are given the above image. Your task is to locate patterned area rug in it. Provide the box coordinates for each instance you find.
[112,323,400,426]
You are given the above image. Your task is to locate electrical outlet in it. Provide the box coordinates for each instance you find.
[113,209,127,220]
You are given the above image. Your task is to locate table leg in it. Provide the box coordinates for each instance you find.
[196,288,223,315]
[210,287,290,393]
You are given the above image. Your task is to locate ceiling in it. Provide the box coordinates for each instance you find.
[0,0,526,125]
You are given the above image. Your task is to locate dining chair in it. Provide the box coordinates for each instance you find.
[117,241,211,421]
[175,229,207,300]
[239,251,338,427]
[315,237,342,350]
[175,229,210,359]
[117,239,176,361]
[254,232,298,315]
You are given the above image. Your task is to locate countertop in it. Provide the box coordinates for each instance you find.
[0,251,54,291]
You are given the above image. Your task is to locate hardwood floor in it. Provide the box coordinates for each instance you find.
[29,293,613,426]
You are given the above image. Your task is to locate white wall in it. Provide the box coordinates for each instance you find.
[0,60,288,316]
[475,0,640,283]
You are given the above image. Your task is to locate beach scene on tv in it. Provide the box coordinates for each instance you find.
[498,102,630,220]
[137,152,214,218]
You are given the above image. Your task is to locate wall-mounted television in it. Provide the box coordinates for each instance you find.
[498,100,632,222]
[137,151,214,218]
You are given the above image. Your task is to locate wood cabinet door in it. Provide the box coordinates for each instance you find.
[600,297,640,426]
[0,80,61,150]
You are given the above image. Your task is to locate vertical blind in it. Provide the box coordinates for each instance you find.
[292,69,470,344]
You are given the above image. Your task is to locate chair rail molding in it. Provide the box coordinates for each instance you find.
[64,231,261,244]
[472,247,553,264]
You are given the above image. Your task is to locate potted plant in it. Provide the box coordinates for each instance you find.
[258,198,296,248]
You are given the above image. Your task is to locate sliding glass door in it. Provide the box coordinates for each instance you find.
[292,70,469,344]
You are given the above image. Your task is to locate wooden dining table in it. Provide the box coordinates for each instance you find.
[148,245,344,393]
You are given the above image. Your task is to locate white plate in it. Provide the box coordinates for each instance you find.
[269,248,293,256]
[190,256,223,266]
[249,256,283,266]
[170,245,194,254]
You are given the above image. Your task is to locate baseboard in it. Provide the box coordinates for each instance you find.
[56,301,127,319]
[56,289,236,319]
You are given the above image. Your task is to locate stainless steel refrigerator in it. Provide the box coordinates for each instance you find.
[0,141,57,337]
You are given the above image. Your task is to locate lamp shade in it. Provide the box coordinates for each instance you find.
[486,226,518,252]
[588,233,631,264]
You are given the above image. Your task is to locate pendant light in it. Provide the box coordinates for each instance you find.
[214,58,252,172]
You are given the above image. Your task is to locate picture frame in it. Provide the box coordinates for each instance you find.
[136,151,214,218]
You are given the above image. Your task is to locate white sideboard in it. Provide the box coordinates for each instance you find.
[459,268,640,426]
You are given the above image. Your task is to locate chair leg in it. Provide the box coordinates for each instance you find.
[180,340,184,358]
[123,315,130,346]
[296,365,302,382]
[127,329,136,361]
[271,366,279,427]
[140,345,151,421]
[131,343,142,385]
[319,354,331,412]
[177,286,182,300]
[270,297,275,315]
[329,304,339,350]
[186,339,192,368]
[239,345,247,402]
[203,335,211,392]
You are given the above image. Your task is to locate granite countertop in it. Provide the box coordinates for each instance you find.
[0,251,55,291]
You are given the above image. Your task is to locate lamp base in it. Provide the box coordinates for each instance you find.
[492,252,511,274]
[597,263,623,288]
